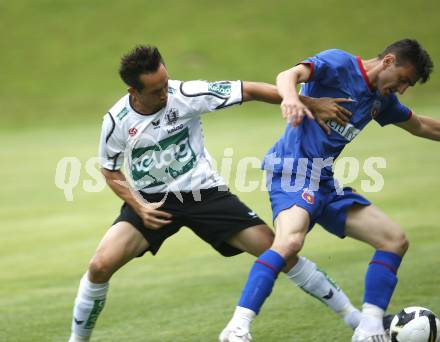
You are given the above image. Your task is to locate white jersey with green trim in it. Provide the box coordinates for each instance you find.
[99,79,243,194]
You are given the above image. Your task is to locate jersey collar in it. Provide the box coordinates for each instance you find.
[356,56,374,92]
[128,95,164,117]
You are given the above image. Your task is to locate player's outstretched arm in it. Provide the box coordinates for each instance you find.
[242,81,281,104]
[395,114,440,141]
[242,81,352,133]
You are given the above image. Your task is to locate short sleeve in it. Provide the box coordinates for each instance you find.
[99,113,125,170]
[375,94,413,127]
[298,55,331,82]
[179,80,243,114]
[297,49,352,84]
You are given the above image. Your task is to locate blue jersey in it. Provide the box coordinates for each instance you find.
[263,49,412,180]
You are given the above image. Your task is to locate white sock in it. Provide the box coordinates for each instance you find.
[356,303,385,334]
[286,256,361,329]
[70,273,109,340]
[226,306,256,332]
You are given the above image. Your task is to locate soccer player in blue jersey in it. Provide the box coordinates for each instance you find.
[220,39,439,342]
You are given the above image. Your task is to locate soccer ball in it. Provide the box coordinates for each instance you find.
[390,306,439,342]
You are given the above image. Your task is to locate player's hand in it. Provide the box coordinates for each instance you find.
[309,97,353,135]
[134,202,173,230]
[281,97,314,128]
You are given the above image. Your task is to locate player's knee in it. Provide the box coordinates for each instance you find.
[395,231,409,255]
[259,232,275,250]
[273,236,303,258]
[382,229,409,256]
[88,254,114,283]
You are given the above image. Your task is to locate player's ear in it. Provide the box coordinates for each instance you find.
[128,87,137,96]
[382,54,396,69]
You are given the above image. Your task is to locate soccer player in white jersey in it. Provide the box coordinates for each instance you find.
[68,45,359,342]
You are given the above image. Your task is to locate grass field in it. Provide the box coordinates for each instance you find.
[1,108,440,341]
[1,0,440,341]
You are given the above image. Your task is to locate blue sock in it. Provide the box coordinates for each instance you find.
[238,249,286,314]
[363,250,402,310]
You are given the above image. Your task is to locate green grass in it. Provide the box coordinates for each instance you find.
[1,0,440,341]
[1,0,440,129]
[1,106,440,341]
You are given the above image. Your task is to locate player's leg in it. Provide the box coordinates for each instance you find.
[227,225,360,329]
[345,204,408,342]
[284,255,362,330]
[220,206,309,342]
[186,187,358,339]
[69,221,149,342]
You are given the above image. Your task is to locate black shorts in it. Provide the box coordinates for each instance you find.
[113,188,266,257]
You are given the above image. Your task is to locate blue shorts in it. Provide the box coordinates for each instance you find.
[267,172,371,238]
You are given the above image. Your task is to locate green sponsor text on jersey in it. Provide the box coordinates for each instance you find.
[207,82,232,97]
[116,107,129,121]
[130,127,196,188]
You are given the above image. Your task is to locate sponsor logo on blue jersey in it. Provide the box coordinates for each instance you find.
[326,121,360,142]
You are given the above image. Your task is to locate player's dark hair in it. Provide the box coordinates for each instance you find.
[378,39,433,83]
[119,45,164,90]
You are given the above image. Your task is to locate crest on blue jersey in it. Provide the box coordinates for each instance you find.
[302,188,315,205]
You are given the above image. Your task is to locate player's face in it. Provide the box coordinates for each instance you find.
[134,64,169,112]
[376,55,418,96]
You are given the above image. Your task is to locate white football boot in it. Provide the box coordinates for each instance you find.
[351,328,390,342]
[219,326,252,342]
[68,334,90,342]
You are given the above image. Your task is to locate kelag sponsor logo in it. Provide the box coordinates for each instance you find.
[208,81,232,97]
[130,127,196,188]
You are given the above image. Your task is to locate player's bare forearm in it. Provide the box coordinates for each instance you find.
[241,77,351,132]
[101,168,172,229]
[417,116,440,140]
[276,68,301,102]
[241,82,322,107]
[276,65,315,126]
[101,168,143,211]
[397,114,440,141]
[276,64,312,101]
[242,82,281,103]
